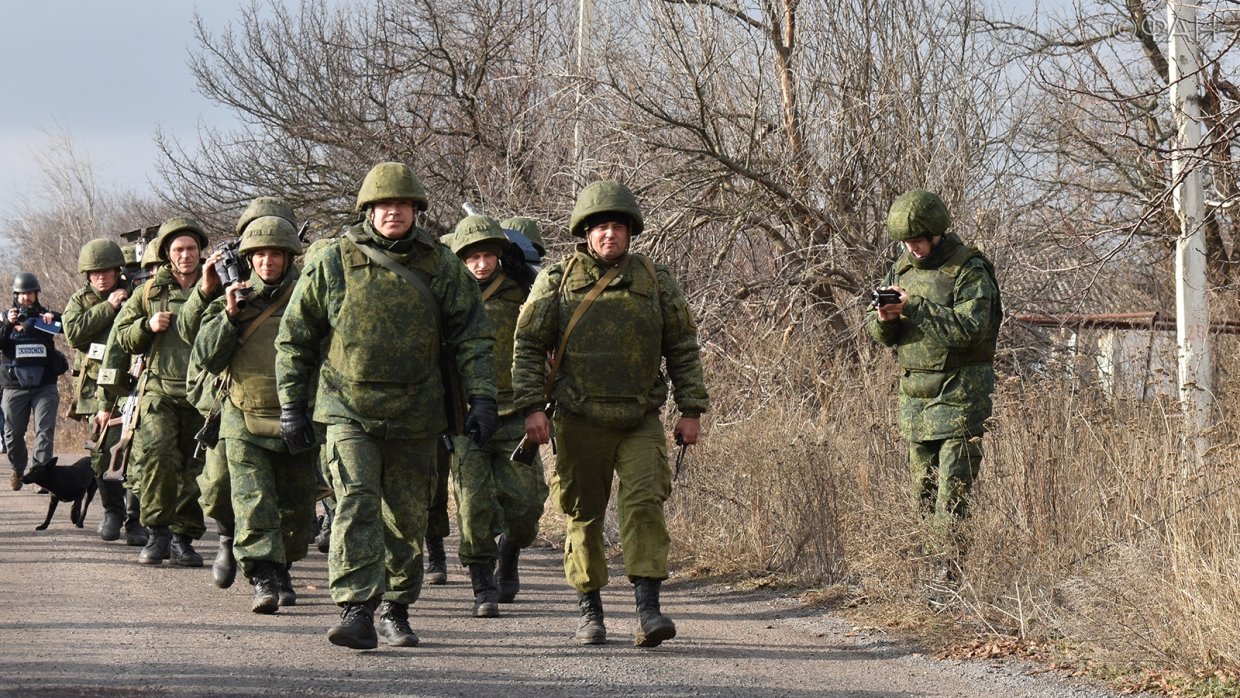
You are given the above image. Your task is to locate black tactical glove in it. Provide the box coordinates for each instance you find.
[464,395,500,445]
[280,401,316,453]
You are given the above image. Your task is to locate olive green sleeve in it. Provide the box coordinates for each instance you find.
[511,263,564,413]
[275,252,334,406]
[62,290,116,351]
[434,248,497,400]
[865,267,900,347]
[175,286,220,346]
[112,286,155,355]
[193,297,240,376]
[656,266,709,416]
[902,259,998,348]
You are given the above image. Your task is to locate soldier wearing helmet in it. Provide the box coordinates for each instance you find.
[276,162,497,650]
[444,214,549,618]
[512,180,709,648]
[3,272,67,491]
[865,189,1002,579]
[108,216,212,568]
[63,239,144,542]
[193,215,316,616]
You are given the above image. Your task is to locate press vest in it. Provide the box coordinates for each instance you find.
[4,323,53,388]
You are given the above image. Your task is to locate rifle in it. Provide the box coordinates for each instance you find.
[510,401,556,465]
[102,352,149,482]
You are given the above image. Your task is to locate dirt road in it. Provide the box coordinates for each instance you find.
[0,471,1135,697]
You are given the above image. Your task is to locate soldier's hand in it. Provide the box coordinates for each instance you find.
[107,288,129,310]
[464,395,500,445]
[877,286,908,321]
[280,401,316,453]
[93,411,109,432]
[201,249,224,297]
[225,281,250,318]
[148,311,173,334]
[674,416,701,446]
[524,410,551,445]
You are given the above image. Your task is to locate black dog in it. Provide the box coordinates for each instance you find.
[21,456,97,531]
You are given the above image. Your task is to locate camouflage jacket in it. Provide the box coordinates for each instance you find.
[275,220,496,439]
[865,235,1001,440]
[512,246,709,428]
[478,272,526,416]
[109,264,198,401]
[63,282,127,415]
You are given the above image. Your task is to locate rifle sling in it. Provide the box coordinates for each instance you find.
[480,272,506,302]
[544,261,625,402]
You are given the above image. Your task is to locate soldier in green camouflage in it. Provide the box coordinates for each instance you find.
[195,216,316,615]
[448,215,549,617]
[64,239,142,544]
[512,180,709,648]
[276,162,499,650]
[110,217,212,567]
[864,189,1002,547]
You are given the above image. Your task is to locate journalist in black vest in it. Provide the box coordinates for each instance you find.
[3,272,67,491]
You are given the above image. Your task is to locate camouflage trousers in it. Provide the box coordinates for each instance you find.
[452,414,549,565]
[325,422,435,606]
[197,445,233,535]
[909,436,983,527]
[552,411,670,593]
[426,437,452,539]
[88,417,122,477]
[226,437,316,577]
[133,395,205,538]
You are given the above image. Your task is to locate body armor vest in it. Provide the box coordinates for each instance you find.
[893,245,999,371]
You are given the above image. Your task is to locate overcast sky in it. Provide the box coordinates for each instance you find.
[0,1,254,214]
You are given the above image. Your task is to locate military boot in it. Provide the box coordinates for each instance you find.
[315,510,332,554]
[138,525,172,565]
[575,590,606,645]
[377,601,420,647]
[212,534,236,589]
[250,562,280,615]
[425,537,447,585]
[170,534,204,568]
[278,563,297,607]
[496,535,521,603]
[327,600,379,650]
[97,479,126,541]
[468,562,500,618]
[124,491,147,547]
[633,577,676,648]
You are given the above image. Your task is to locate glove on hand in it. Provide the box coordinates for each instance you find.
[464,395,500,445]
[280,401,316,453]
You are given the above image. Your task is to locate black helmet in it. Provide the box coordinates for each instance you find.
[13,272,40,294]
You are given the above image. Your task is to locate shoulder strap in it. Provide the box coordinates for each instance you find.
[237,286,292,346]
[343,230,439,330]
[480,271,507,302]
[544,261,625,401]
[631,253,659,290]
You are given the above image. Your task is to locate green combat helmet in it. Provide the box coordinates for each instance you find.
[235,196,298,235]
[886,189,951,242]
[140,237,161,268]
[450,214,511,258]
[239,215,304,256]
[568,180,645,238]
[78,239,126,273]
[13,272,40,293]
[501,216,545,256]
[154,216,209,261]
[355,162,429,212]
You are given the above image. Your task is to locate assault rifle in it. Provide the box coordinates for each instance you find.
[510,401,556,465]
[102,352,150,482]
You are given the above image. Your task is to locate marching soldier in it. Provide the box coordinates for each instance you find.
[3,273,67,491]
[512,181,709,647]
[276,162,498,649]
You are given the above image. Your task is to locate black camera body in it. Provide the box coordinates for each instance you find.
[869,289,902,308]
[214,241,255,307]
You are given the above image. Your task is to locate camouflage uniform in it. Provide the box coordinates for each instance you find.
[111,219,210,563]
[864,190,1002,529]
[275,219,496,609]
[512,181,708,647]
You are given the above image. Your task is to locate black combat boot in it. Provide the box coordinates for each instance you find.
[123,492,147,547]
[316,510,332,554]
[377,601,420,647]
[278,563,296,607]
[468,562,500,618]
[138,525,172,565]
[212,533,236,588]
[496,535,521,603]
[97,479,126,542]
[575,590,606,645]
[633,577,676,648]
[327,600,379,650]
[425,537,447,585]
[170,534,204,567]
[250,562,281,614]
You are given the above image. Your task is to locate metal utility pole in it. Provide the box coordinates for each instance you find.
[1168,0,1212,473]
[572,0,594,189]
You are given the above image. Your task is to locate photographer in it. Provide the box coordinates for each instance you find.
[865,189,1002,581]
[2,273,67,491]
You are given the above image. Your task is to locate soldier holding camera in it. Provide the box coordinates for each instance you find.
[109,217,212,567]
[194,215,315,615]
[2,272,67,491]
[865,189,1002,570]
